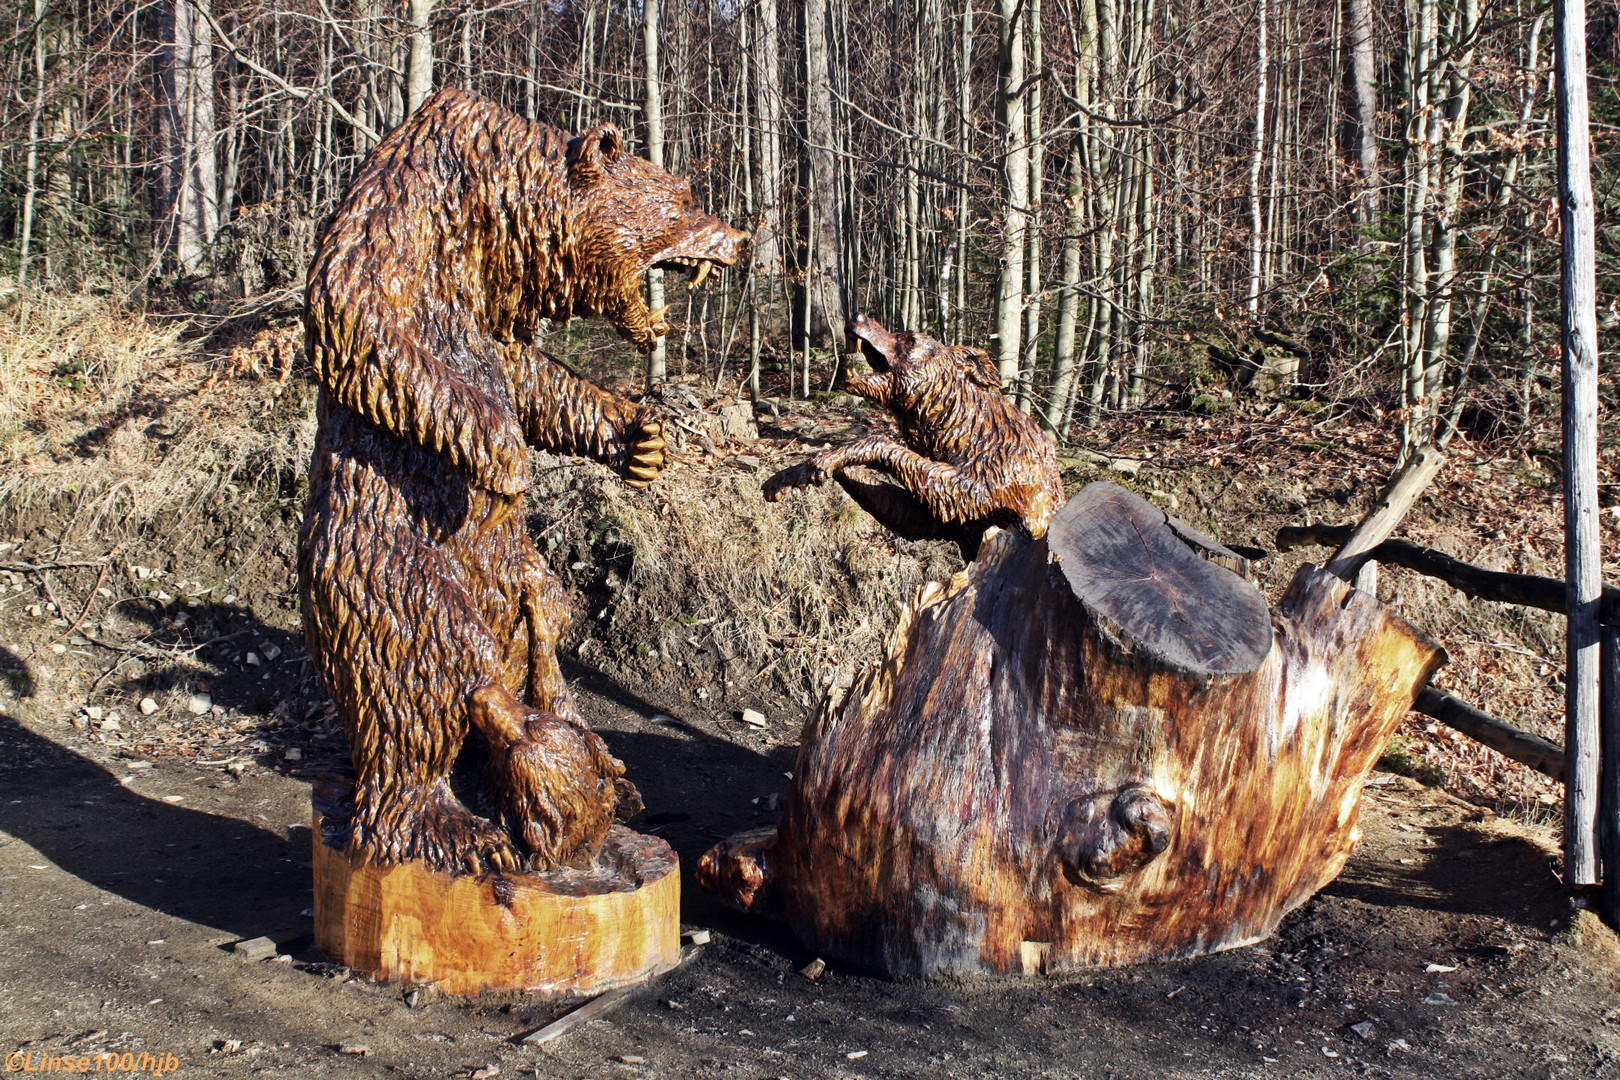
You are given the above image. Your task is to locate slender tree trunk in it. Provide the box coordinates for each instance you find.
[995,0,1029,384]
[1018,0,1044,413]
[17,0,45,287]
[406,0,437,114]
[752,0,786,284]
[1347,0,1380,230]
[1245,0,1269,318]
[154,0,218,274]
[643,0,668,384]
[1417,0,1478,439]
[805,0,849,340]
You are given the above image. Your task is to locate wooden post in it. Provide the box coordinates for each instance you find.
[1603,625,1619,925]
[1556,0,1602,886]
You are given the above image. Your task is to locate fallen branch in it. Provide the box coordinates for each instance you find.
[1412,686,1565,782]
[516,984,640,1045]
[1325,443,1446,580]
[1276,523,1620,623]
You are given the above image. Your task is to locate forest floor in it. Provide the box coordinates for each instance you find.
[0,299,1618,1077]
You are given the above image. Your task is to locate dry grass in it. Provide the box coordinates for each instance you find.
[0,290,311,544]
[535,452,961,709]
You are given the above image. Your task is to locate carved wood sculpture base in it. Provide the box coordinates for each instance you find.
[312,777,679,996]
[698,482,1445,978]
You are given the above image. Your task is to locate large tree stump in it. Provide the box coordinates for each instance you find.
[698,483,1444,976]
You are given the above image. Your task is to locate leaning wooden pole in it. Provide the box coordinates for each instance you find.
[1555,0,1602,887]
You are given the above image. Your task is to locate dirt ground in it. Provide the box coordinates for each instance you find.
[3,633,1618,1079]
[2,310,1619,1077]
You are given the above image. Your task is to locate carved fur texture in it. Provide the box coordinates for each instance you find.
[764,314,1064,559]
[300,88,742,875]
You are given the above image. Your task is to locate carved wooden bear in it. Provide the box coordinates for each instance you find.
[300,88,744,875]
[764,314,1063,559]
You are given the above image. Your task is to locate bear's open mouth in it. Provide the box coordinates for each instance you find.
[652,254,731,290]
[856,338,891,373]
[648,216,744,291]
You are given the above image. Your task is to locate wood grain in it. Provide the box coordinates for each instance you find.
[313,777,679,996]
[701,485,1444,976]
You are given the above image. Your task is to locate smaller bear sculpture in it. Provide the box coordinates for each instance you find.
[301,88,744,877]
[763,314,1063,559]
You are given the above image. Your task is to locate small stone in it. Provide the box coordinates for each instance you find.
[50,643,66,654]
[614,1056,646,1065]
[85,706,104,721]
[125,761,152,771]
[25,604,41,617]
[98,718,122,732]
[187,693,212,715]
[284,747,303,761]
[800,957,826,980]
[846,1050,868,1060]
[740,709,767,728]
[1349,1021,1374,1040]
[682,929,711,946]
[336,1044,370,1057]
[1423,992,1457,1006]
[469,1066,498,1079]
[1423,963,1457,973]
[105,711,121,724]
[222,594,237,604]
[1108,457,1142,475]
[233,936,277,961]
[1388,1038,1411,1052]
[246,653,262,667]
[140,697,159,715]
[262,643,282,661]
[1321,1047,1339,1058]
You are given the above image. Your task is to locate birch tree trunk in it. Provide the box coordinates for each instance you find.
[1245,0,1269,318]
[995,0,1029,384]
[643,0,668,384]
[17,0,45,286]
[1018,0,1044,413]
[154,0,218,274]
[1347,0,1380,229]
[751,0,786,286]
[405,0,437,114]
[805,0,849,341]
[1416,0,1478,439]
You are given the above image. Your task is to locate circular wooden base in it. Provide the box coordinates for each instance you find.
[312,822,680,996]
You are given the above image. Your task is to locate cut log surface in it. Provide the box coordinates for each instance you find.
[313,777,679,996]
[702,483,1445,977]
[1049,484,1272,674]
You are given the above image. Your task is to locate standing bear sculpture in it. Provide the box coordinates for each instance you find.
[301,87,745,878]
[764,314,1064,559]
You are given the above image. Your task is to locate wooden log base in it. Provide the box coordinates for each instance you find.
[699,484,1445,977]
[312,776,679,996]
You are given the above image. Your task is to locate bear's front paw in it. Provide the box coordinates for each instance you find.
[623,415,667,490]
[762,458,830,501]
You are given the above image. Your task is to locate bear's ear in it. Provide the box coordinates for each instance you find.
[568,123,627,189]
[958,346,1002,390]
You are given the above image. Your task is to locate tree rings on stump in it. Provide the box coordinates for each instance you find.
[312,775,679,996]
[1048,482,1272,674]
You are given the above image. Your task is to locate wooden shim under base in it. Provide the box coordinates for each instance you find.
[700,487,1445,977]
[313,806,680,996]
